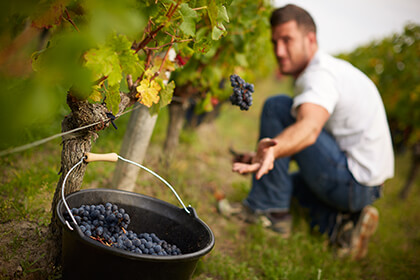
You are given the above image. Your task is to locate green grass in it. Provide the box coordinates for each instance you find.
[0,74,419,279]
[0,145,61,225]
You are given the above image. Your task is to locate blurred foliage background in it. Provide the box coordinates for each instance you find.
[0,0,277,151]
[0,0,146,149]
[0,0,418,156]
[338,23,420,149]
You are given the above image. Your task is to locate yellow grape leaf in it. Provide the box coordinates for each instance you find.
[89,89,103,102]
[154,56,176,73]
[136,79,161,107]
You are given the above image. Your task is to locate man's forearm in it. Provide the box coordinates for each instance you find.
[272,118,321,158]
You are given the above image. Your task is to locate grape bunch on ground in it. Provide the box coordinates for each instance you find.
[229,74,254,111]
[64,203,182,256]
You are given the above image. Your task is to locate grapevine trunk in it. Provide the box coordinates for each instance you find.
[164,100,187,156]
[48,94,110,265]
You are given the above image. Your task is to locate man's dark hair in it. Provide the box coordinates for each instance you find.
[270,4,317,34]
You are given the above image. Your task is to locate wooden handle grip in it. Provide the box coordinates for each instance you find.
[84,152,118,163]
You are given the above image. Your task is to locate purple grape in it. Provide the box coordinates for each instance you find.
[229,74,254,111]
[64,202,182,256]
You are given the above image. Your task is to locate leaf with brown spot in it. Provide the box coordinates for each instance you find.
[31,0,67,29]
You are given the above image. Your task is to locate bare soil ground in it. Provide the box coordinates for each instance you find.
[0,221,57,279]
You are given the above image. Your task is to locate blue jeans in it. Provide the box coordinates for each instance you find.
[244,95,382,235]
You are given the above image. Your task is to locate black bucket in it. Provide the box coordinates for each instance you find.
[57,189,215,280]
[56,153,215,280]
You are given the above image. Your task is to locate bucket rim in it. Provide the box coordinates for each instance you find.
[57,188,215,262]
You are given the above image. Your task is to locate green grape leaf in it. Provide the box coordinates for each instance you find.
[150,80,175,115]
[119,51,144,80]
[212,24,226,40]
[207,1,228,40]
[207,1,218,29]
[119,77,129,93]
[109,33,132,53]
[84,46,122,86]
[218,5,229,23]
[31,0,65,29]
[159,80,175,107]
[106,84,121,115]
[179,3,198,36]
[88,87,103,103]
[193,27,214,53]
[110,34,144,80]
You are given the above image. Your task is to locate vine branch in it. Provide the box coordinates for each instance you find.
[63,9,79,32]
[150,36,175,82]
[134,0,181,54]
[145,39,192,51]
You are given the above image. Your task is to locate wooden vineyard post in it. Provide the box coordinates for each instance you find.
[112,105,158,191]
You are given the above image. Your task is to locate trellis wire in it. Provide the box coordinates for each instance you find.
[0,105,141,157]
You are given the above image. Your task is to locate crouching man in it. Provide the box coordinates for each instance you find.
[220,4,394,260]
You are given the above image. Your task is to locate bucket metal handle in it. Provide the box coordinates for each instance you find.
[61,153,191,231]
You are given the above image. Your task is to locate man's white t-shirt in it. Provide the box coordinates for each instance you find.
[291,50,394,186]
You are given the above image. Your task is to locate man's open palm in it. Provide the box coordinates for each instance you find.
[232,138,278,179]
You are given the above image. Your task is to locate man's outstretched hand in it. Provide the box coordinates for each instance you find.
[230,147,255,164]
[232,138,277,180]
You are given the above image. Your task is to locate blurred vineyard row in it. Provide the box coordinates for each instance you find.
[338,23,420,149]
